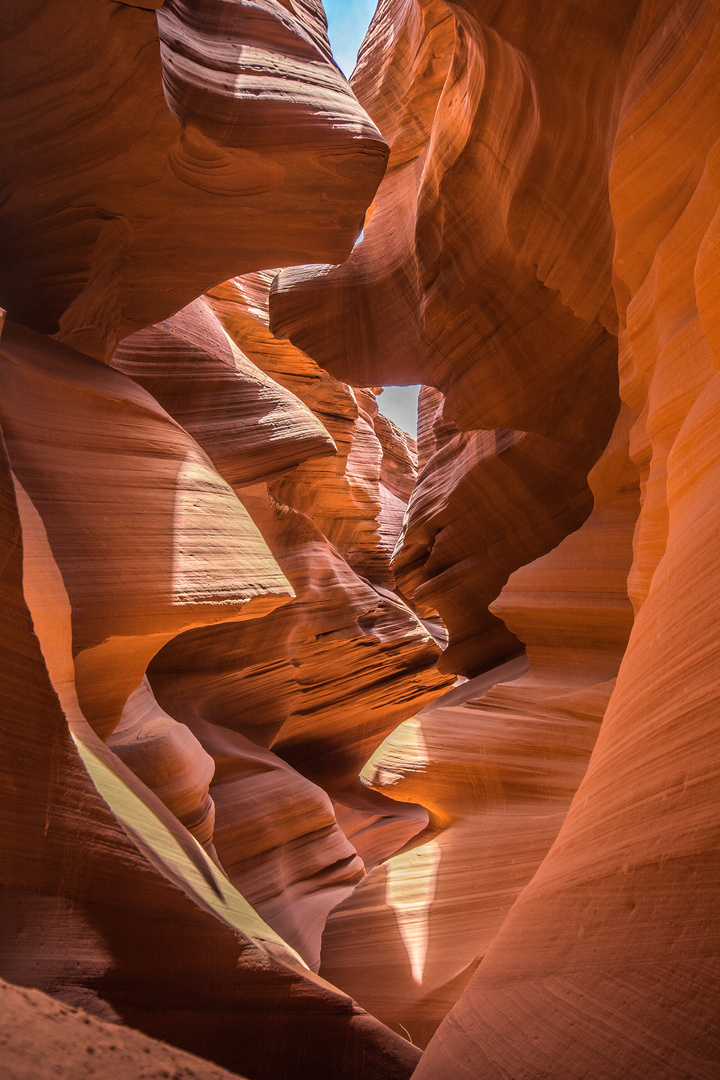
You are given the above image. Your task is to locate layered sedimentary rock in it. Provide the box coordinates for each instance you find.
[270,0,720,1074]
[112,294,337,488]
[0,415,419,1080]
[318,403,639,1046]
[0,0,387,358]
[392,387,610,673]
[270,0,624,675]
[415,5,720,1076]
[311,1,717,1076]
[0,225,439,1080]
[0,3,433,1078]
[2,0,720,1077]
[0,320,293,742]
[112,275,450,969]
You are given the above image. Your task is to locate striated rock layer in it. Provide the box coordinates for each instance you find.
[414,4,720,1076]
[330,1,718,1076]
[0,0,387,358]
[114,275,451,968]
[0,321,423,1080]
[270,0,624,676]
[318,403,639,1047]
[270,0,720,1074]
[0,3,436,1078]
[2,0,720,1077]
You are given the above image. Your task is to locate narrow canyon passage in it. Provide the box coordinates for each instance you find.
[1,2,719,1080]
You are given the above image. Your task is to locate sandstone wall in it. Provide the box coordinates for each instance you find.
[0,3,441,1078]
[268,0,720,1074]
[1,1,719,1078]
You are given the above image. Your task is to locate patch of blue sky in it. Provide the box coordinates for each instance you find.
[323,0,378,76]
[322,4,419,439]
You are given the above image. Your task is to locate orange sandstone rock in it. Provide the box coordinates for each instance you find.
[414,2,720,1076]
[0,320,293,741]
[3,0,720,1076]
[112,295,336,488]
[318,403,639,1046]
[392,393,607,674]
[105,271,450,967]
[107,677,218,855]
[0,413,420,1080]
[0,0,387,359]
[270,0,625,675]
[0,977,250,1080]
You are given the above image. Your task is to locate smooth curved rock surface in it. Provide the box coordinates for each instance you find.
[107,268,451,969]
[2,0,720,1076]
[0,320,293,741]
[107,677,218,854]
[414,1,720,1075]
[269,0,627,434]
[270,0,624,675]
[148,481,449,886]
[189,716,365,971]
[0,0,387,359]
[318,403,639,1046]
[112,295,337,488]
[210,272,418,584]
[392,393,607,674]
[0,423,420,1080]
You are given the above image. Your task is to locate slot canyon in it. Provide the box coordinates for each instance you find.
[0,1,719,1077]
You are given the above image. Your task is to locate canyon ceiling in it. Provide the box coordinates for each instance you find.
[0,1,719,1078]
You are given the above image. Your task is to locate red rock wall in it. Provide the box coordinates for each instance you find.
[270,0,625,676]
[0,0,386,358]
[1,0,720,1078]
[316,403,639,1047]
[0,3,437,1078]
[414,4,720,1076]
[269,0,720,1073]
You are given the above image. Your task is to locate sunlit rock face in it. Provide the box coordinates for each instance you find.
[418,5,720,1076]
[0,0,387,360]
[270,0,624,676]
[1,0,720,1078]
[119,279,450,970]
[0,411,420,1080]
[0,282,441,1075]
[0,3,435,1078]
[270,0,720,1075]
[318,404,639,1047]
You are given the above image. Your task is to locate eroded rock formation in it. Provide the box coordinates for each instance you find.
[1,0,720,1078]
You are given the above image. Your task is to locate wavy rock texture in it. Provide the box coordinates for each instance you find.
[0,0,387,358]
[0,420,419,1080]
[112,274,446,950]
[411,1,720,1077]
[2,0,720,1077]
[393,386,608,673]
[318,403,639,1046]
[0,3,433,1078]
[112,294,337,488]
[0,247,440,1075]
[0,320,293,742]
[107,677,218,854]
[268,0,720,1073]
[270,0,625,675]
[111,276,449,971]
